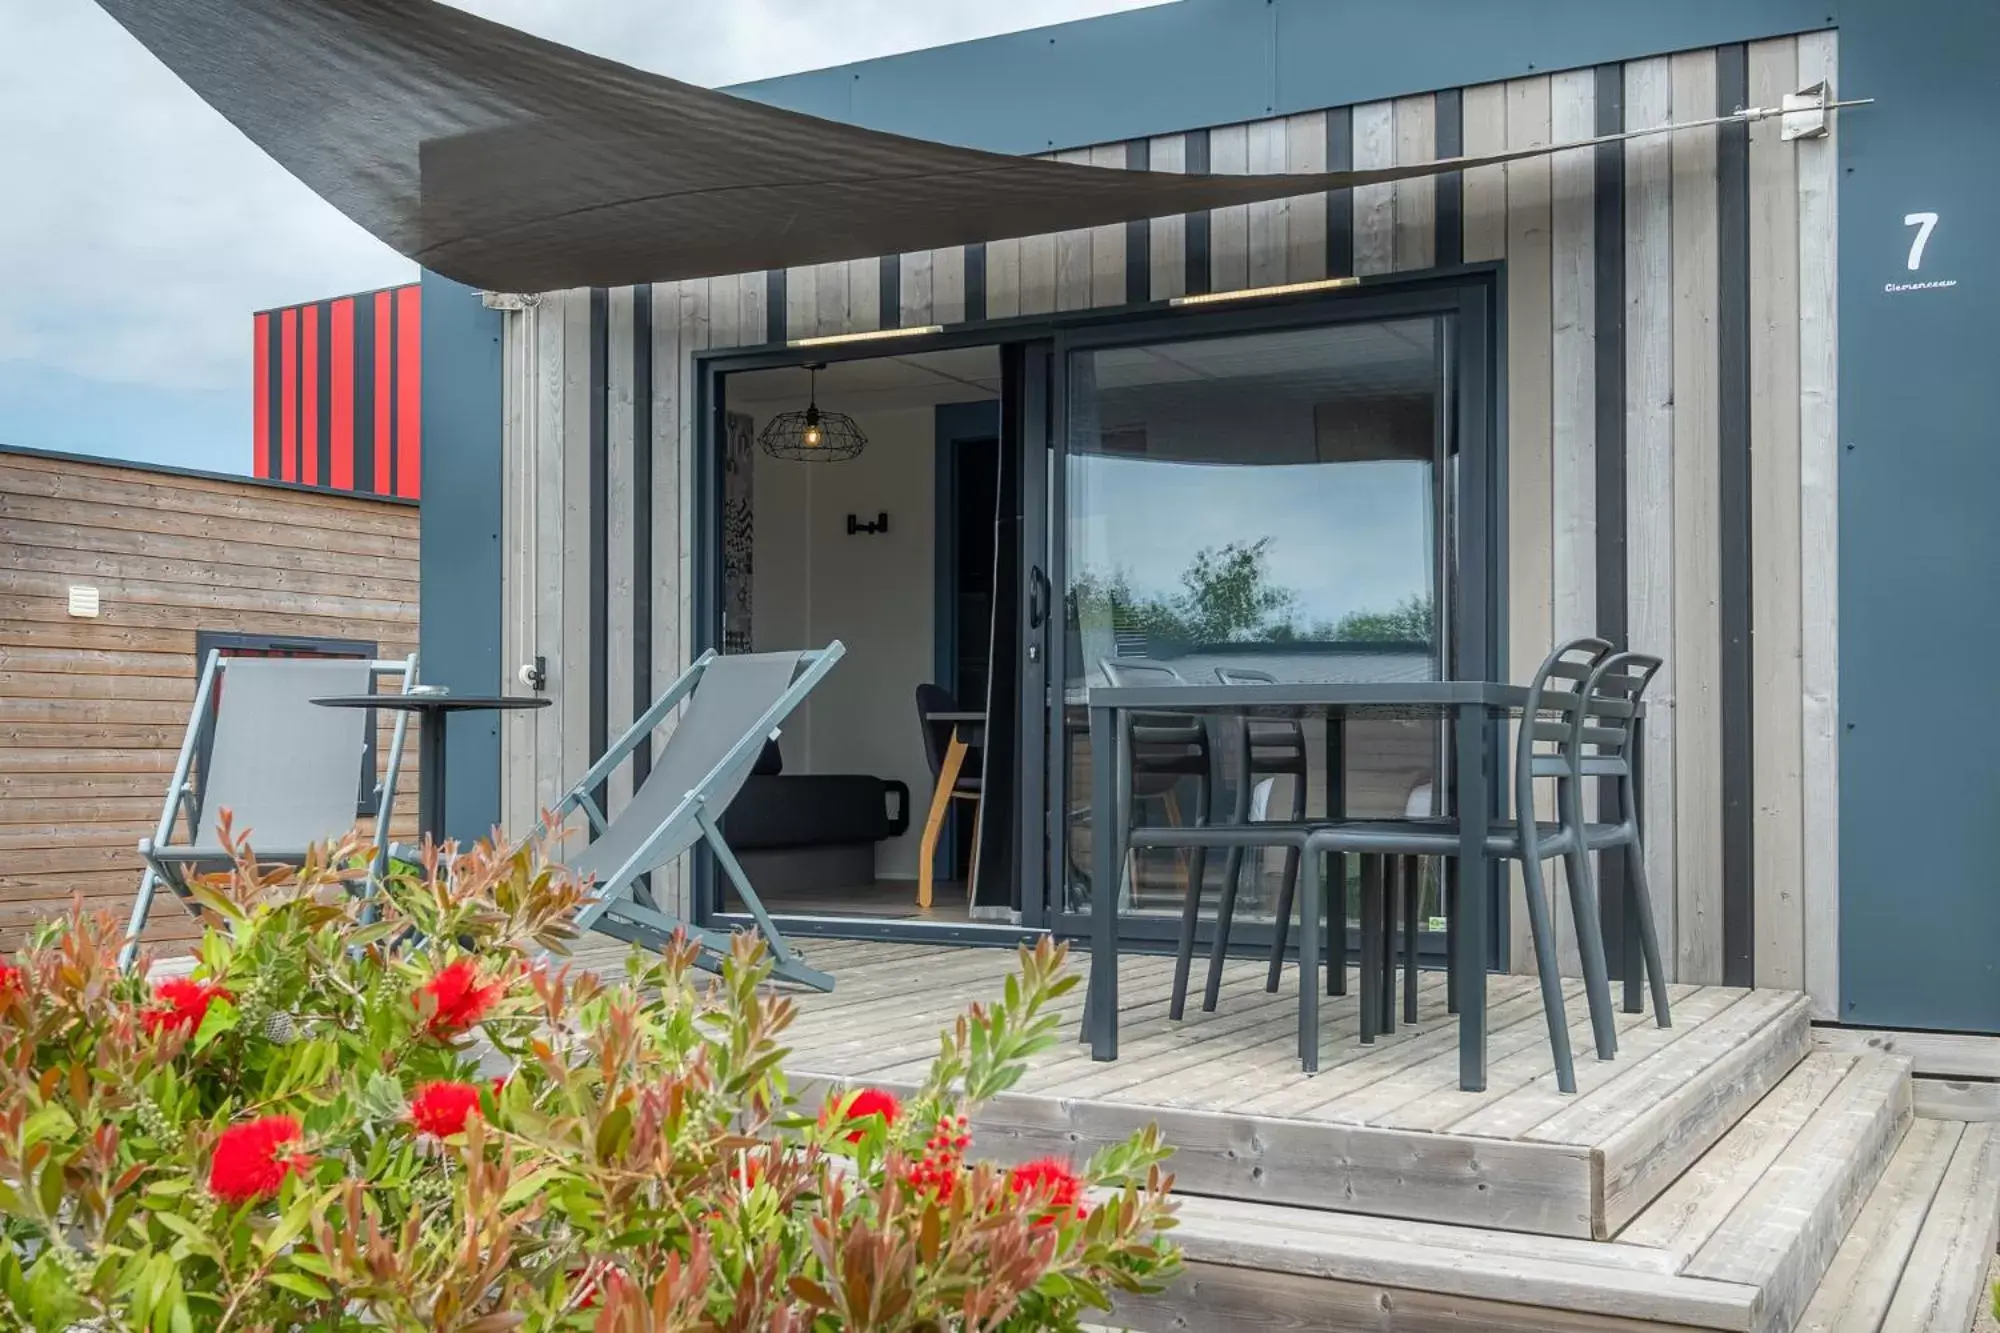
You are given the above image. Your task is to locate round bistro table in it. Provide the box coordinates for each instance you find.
[312,691,551,845]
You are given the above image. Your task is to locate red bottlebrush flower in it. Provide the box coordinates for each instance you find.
[415,959,503,1035]
[141,977,232,1037]
[902,1112,970,1202]
[821,1087,900,1144]
[0,961,20,995]
[728,1154,765,1189]
[1006,1157,1087,1224]
[408,1081,482,1138]
[208,1115,311,1204]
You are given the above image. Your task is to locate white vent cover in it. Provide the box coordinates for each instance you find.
[67,586,101,618]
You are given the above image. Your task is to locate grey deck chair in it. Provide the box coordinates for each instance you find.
[554,644,844,992]
[121,652,419,969]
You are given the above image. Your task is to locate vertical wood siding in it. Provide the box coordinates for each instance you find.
[496,37,1837,987]
[0,452,420,947]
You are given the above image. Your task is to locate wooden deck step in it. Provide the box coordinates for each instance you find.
[1109,1053,1920,1333]
[1114,1192,1763,1332]
[1797,1116,2000,1333]
[1676,1053,1913,1333]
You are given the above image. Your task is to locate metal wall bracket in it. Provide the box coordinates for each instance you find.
[1782,80,1830,140]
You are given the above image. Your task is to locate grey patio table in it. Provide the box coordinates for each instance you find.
[1083,679,1635,1093]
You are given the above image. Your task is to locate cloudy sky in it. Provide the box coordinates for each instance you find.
[0,0,1165,475]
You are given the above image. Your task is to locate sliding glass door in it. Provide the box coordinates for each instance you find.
[1046,289,1492,951]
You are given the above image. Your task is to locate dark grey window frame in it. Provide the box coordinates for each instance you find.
[687,266,1504,968]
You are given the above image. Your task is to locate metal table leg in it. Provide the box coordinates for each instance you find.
[418,709,447,845]
[1089,703,1120,1061]
[1455,701,1488,1092]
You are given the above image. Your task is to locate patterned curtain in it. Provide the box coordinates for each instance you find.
[722,411,756,654]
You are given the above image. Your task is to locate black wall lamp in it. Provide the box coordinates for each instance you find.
[847,512,889,536]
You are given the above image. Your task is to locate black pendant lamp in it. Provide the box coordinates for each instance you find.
[759,362,866,461]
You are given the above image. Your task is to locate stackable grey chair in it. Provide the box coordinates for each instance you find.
[1168,666,1311,1019]
[1296,638,1616,1087]
[1577,651,1672,1027]
[551,644,844,992]
[121,652,418,969]
[1099,660,1214,919]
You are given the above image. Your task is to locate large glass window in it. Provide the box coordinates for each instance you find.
[1060,317,1452,923]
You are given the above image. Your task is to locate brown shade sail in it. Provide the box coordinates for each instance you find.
[96,0,1565,293]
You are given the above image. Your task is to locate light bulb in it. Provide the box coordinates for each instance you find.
[802,423,823,448]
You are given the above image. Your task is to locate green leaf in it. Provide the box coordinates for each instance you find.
[36,1152,65,1219]
[191,996,240,1053]
[501,1165,565,1209]
[270,1271,335,1301]
[22,1102,77,1150]
[259,1194,316,1260]
[288,1250,336,1278]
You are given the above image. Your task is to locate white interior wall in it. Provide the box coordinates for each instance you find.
[750,405,941,879]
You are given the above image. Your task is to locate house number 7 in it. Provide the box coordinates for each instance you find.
[1904,212,1939,271]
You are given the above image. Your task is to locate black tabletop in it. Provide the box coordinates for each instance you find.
[1086,681,1533,717]
[312,693,553,713]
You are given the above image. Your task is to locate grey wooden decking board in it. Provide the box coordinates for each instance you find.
[1793,1116,1962,1333]
[1136,973,1463,1113]
[1301,978,1598,1125]
[1444,986,1749,1141]
[1376,983,1699,1133]
[1617,1049,1857,1258]
[1875,1121,2000,1333]
[1012,970,1313,1099]
[1594,996,1818,1237]
[1113,1260,1745,1333]
[1235,976,1563,1119]
[1684,1054,1913,1333]
[790,959,1184,1077]
[1159,1194,1759,1331]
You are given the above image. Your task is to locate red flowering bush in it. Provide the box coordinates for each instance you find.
[209,1115,313,1204]
[407,1081,483,1138]
[0,823,1179,1330]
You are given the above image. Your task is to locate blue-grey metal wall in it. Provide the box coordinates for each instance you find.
[1834,1,2000,1031]
[417,273,506,846]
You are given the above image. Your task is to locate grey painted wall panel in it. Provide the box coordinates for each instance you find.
[418,272,505,846]
[1835,0,2000,1032]
[726,0,1831,156]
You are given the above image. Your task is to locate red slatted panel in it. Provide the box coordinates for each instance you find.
[330,297,355,489]
[395,284,422,499]
[280,306,298,482]
[374,290,393,496]
[301,304,319,486]
[252,311,271,478]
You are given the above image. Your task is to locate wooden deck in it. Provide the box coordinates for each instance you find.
[768,939,1813,1241]
[556,936,2000,1331]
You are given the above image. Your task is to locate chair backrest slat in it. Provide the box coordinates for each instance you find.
[1578,651,1664,786]
[1514,637,1613,815]
[1102,660,1206,747]
[199,658,372,847]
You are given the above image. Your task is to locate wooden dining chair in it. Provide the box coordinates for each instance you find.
[915,683,980,910]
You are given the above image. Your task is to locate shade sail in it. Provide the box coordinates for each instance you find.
[98,0,1566,293]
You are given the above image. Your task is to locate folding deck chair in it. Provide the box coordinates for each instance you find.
[553,644,845,992]
[120,651,419,969]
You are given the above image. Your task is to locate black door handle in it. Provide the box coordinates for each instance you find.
[1029,565,1050,630]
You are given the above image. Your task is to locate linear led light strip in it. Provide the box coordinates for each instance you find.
[1170,276,1362,308]
[789,324,945,349]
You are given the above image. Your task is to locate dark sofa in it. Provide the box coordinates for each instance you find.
[719,741,909,894]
